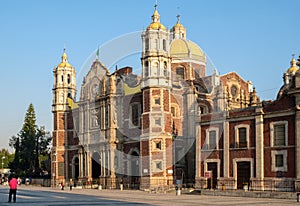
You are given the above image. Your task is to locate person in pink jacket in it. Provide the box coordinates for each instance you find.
[8,175,18,203]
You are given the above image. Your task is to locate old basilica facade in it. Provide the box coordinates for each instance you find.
[52,6,300,191]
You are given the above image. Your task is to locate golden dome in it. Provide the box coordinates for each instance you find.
[147,6,167,31]
[170,39,205,61]
[286,56,298,74]
[173,22,185,29]
[58,62,73,68]
[147,22,167,31]
[58,50,73,68]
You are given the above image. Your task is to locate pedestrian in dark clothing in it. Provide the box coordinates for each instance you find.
[69,179,73,191]
[8,176,18,203]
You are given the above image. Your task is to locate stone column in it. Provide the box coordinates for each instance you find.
[254,107,264,190]
[195,122,201,188]
[223,120,229,178]
[294,105,300,191]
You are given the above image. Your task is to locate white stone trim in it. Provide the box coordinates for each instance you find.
[233,158,254,189]
[271,150,287,172]
[270,121,288,147]
[234,124,250,148]
[205,127,219,150]
[204,159,220,178]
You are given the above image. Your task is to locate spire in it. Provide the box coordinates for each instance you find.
[62,48,68,63]
[152,3,160,23]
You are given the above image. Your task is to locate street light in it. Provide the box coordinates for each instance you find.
[172,121,178,185]
[1,156,6,169]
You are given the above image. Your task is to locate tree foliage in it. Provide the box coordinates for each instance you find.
[9,103,51,177]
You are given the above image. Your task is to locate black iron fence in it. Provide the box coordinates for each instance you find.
[200,178,295,192]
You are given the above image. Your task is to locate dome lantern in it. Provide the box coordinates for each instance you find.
[147,4,167,31]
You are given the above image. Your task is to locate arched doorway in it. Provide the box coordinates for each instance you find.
[92,152,101,180]
[130,151,140,189]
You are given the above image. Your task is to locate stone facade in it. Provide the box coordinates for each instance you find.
[51,5,300,192]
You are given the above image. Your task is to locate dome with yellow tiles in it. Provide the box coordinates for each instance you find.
[58,50,73,68]
[147,22,167,31]
[286,56,298,74]
[147,7,167,31]
[170,39,205,61]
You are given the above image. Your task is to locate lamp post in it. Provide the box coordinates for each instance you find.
[1,156,5,169]
[172,121,178,185]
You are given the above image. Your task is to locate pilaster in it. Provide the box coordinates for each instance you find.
[254,107,264,190]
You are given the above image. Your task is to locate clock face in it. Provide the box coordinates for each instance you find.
[231,85,238,97]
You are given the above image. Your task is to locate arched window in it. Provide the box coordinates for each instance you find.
[67,74,71,84]
[144,61,149,77]
[163,39,166,51]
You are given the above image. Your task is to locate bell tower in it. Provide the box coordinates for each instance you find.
[140,5,174,189]
[52,48,76,185]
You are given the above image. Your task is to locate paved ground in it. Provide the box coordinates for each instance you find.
[0,185,298,205]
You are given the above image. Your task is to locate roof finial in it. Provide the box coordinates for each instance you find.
[176,14,180,23]
[155,0,158,10]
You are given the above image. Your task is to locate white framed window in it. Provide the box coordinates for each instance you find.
[130,103,141,128]
[234,124,250,148]
[206,128,219,150]
[153,160,163,172]
[152,140,162,150]
[270,121,288,147]
[154,117,161,126]
[271,150,287,172]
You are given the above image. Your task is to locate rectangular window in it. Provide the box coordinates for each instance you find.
[238,127,247,148]
[155,141,162,150]
[155,117,161,126]
[275,154,284,167]
[131,104,140,127]
[154,97,160,105]
[209,130,217,149]
[274,124,285,146]
[176,67,184,79]
[156,162,162,170]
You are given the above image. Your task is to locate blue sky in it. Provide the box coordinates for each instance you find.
[0,0,299,150]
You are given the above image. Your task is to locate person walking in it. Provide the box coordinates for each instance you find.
[8,175,18,203]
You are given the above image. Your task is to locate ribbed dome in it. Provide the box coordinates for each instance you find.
[170,39,205,61]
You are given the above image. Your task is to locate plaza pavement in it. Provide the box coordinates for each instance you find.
[0,184,298,205]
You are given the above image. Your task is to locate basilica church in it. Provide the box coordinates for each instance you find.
[52,6,300,192]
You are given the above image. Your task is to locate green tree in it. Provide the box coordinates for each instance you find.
[9,103,51,177]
